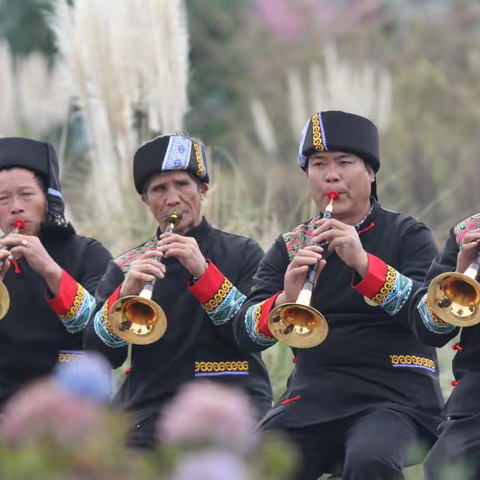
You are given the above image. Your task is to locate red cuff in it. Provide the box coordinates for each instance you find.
[47,270,79,314]
[107,285,122,314]
[188,261,226,304]
[352,254,388,298]
[257,292,283,337]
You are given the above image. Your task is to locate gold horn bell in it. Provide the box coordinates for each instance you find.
[108,210,182,345]
[428,260,480,327]
[0,218,26,321]
[0,282,10,321]
[267,288,329,348]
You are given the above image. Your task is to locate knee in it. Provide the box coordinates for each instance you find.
[343,450,403,480]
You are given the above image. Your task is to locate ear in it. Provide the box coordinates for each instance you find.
[199,183,209,201]
[306,164,310,178]
[366,164,375,183]
[141,194,149,208]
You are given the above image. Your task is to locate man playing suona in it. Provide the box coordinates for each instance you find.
[85,135,273,449]
[235,111,444,480]
[0,137,112,411]
[410,214,480,479]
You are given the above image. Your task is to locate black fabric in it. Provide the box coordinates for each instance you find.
[0,137,73,234]
[261,406,430,480]
[85,218,273,448]
[424,414,480,480]
[235,202,443,436]
[133,136,209,194]
[301,111,380,173]
[0,234,112,410]
[409,228,480,418]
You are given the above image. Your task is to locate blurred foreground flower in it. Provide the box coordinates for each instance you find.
[158,380,258,457]
[157,381,298,480]
[0,354,154,480]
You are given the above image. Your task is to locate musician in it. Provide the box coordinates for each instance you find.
[409,217,480,479]
[0,137,112,411]
[234,111,444,480]
[85,135,273,449]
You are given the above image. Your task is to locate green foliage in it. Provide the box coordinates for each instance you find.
[0,0,55,58]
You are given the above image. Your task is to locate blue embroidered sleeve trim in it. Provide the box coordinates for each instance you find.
[418,293,456,334]
[245,302,277,347]
[203,283,246,325]
[380,270,414,316]
[61,287,97,334]
[93,302,128,348]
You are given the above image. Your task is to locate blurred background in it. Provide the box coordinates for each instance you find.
[1,0,477,402]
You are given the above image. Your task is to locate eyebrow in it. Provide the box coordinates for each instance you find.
[311,153,353,160]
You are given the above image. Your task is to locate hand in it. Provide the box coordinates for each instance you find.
[312,218,369,277]
[157,233,207,277]
[0,234,63,295]
[275,246,325,306]
[457,229,480,274]
[120,250,166,298]
[0,250,11,282]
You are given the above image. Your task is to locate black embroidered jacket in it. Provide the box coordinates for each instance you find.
[234,201,443,436]
[84,218,273,420]
[0,233,112,409]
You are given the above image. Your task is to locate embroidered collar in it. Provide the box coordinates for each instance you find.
[354,198,377,231]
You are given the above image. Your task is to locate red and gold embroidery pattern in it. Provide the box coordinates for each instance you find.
[203,279,233,312]
[371,265,396,304]
[59,285,86,321]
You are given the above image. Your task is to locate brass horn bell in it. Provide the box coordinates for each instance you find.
[428,265,480,327]
[0,219,26,321]
[108,291,167,345]
[267,289,329,348]
[0,282,10,321]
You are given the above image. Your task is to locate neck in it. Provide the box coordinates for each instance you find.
[330,198,372,227]
[165,214,203,236]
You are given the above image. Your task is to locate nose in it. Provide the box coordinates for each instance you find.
[10,196,25,216]
[325,165,341,184]
[165,190,182,207]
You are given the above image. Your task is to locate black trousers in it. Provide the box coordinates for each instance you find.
[424,413,480,480]
[259,407,432,480]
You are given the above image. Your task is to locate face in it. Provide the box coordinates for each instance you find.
[307,152,374,218]
[142,171,209,235]
[0,168,48,236]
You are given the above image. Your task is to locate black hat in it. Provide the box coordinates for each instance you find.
[298,111,379,198]
[133,135,209,194]
[0,137,73,234]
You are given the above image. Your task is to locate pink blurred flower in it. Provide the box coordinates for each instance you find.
[0,378,107,447]
[157,381,258,456]
[256,0,382,40]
